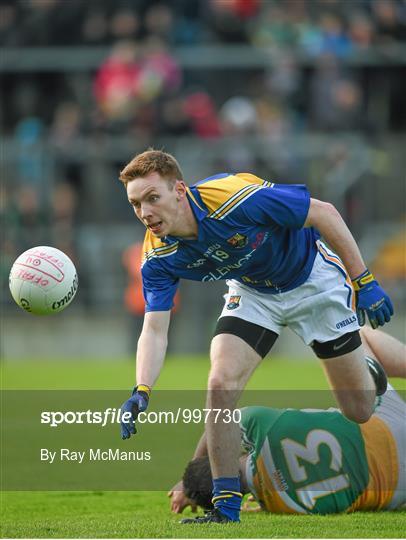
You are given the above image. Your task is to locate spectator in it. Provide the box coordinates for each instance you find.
[157,95,193,136]
[330,79,363,130]
[265,53,302,105]
[317,12,352,58]
[372,0,406,43]
[110,8,140,42]
[93,40,142,122]
[50,102,82,149]
[144,4,174,44]
[81,8,108,45]
[206,0,260,43]
[49,182,77,262]
[348,12,375,50]
[7,185,48,253]
[0,3,19,46]
[14,117,46,186]
[183,91,222,138]
[250,2,297,47]
[220,96,257,135]
[138,36,182,101]
[309,54,359,131]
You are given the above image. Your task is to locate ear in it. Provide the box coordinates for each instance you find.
[175,180,187,200]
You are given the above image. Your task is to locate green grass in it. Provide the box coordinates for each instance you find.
[1,355,331,390]
[1,491,405,538]
[1,356,405,538]
[2,355,404,391]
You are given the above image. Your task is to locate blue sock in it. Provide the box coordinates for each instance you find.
[212,477,242,522]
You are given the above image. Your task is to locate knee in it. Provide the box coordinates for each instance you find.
[208,370,242,391]
[208,372,227,391]
[341,399,374,424]
[208,343,244,391]
[359,326,374,345]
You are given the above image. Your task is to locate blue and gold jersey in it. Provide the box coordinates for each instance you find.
[141,173,320,312]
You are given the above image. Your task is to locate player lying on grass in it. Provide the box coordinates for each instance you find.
[170,327,405,520]
[119,149,393,522]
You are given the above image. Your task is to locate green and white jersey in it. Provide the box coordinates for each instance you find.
[241,406,370,514]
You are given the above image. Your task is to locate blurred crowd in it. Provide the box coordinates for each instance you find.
[2,0,406,47]
[1,0,406,305]
[2,0,405,138]
[2,0,406,137]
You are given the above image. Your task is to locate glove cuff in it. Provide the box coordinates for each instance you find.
[135,384,152,397]
[352,269,375,291]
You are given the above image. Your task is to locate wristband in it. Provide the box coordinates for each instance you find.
[136,384,152,397]
[352,269,375,291]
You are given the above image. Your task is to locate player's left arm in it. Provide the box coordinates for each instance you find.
[304,198,394,328]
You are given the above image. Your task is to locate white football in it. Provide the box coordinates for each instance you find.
[9,246,78,315]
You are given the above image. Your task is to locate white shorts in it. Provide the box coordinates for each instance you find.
[375,384,406,509]
[219,242,360,345]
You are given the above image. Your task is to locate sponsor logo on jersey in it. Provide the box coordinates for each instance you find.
[202,249,255,281]
[187,258,206,269]
[272,469,288,492]
[227,233,248,249]
[227,295,241,310]
[335,315,357,329]
[251,232,265,249]
[204,243,222,257]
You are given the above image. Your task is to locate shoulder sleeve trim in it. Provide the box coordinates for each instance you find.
[235,173,266,185]
[197,174,271,220]
[210,184,264,220]
[142,232,179,266]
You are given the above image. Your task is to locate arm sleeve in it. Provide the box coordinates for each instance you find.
[237,184,311,229]
[141,263,179,312]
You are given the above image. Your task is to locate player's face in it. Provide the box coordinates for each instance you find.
[126,172,183,237]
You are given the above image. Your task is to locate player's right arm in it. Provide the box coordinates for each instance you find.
[304,198,393,328]
[120,310,170,440]
[136,310,171,386]
[120,232,178,440]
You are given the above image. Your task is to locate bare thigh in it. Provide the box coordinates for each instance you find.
[321,345,376,423]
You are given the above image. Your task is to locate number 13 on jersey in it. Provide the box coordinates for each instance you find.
[281,429,350,510]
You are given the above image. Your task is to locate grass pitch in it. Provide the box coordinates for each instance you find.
[1,356,405,538]
[2,490,405,538]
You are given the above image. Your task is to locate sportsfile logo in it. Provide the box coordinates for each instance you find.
[40,408,242,427]
[41,408,126,427]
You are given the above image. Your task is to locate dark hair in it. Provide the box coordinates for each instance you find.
[182,457,214,510]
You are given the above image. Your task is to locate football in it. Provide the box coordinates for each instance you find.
[9,246,78,315]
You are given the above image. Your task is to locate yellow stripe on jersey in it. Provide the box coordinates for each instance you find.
[252,455,300,514]
[142,231,178,266]
[197,173,270,220]
[347,416,398,512]
[211,184,262,220]
[236,172,274,188]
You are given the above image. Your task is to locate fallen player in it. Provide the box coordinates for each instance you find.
[170,327,405,519]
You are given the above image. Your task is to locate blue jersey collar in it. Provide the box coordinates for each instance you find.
[163,187,207,243]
